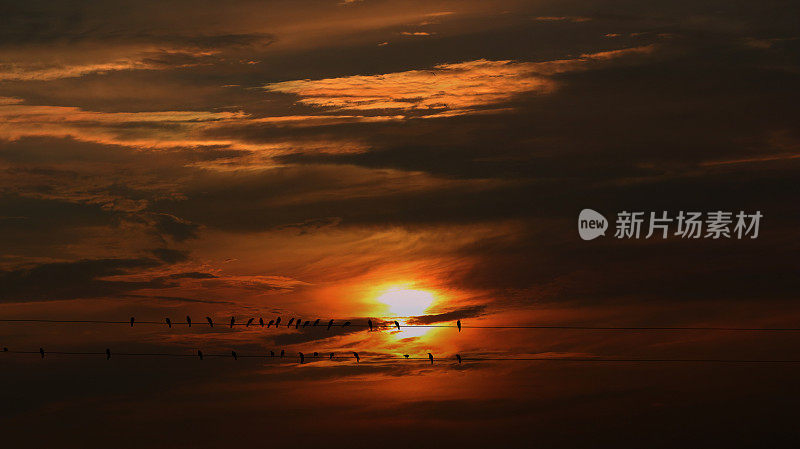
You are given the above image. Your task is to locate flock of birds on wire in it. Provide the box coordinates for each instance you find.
[2,316,464,365]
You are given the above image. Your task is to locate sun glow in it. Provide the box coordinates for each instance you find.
[375,287,435,317]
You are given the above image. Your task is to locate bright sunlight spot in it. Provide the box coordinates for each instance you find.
[375,287,435,317]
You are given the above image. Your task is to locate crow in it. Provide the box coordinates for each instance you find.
[456,354,462,364]
[246,318,254,327]
[394,321,400,331]
[295,320,301,329]
[198,350,204,360]
[428,353,434,365]
[270,350,275,357]
[275,317,282,327]
[313,352,319,358]
[403,354,410,359]
[368,319,373,331]
[303,320,310,328]
[313,319,320,327]
[259,318,265,327]
[231,350,238,360]
[186,316,192,327]
[130,317,135,327]
[299,352,305,364]
[457,320,461,332]
[206,317,214,327]
[287,318,294,328]
[280,349,285,358]
[329,352,334,360]
[40,348,45,358]
[353,352,360,363]
[106,348,111,360]
[165,317,172,328]
[230,317,235,328]
[268,319,275,328]
[327,319,334,330]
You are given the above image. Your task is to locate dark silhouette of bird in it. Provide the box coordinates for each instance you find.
[206,316,213,327]
[313,319,320,327]
[259,318,264,327]
[270,350,275,357]
[40,348,45,358]
[106,348,111,360]
[230,317,235,328]
[280,349,285,358]
[353,352,360,363]
[165,317,172,328]
[275,317,281,327]
[403,354,410,359]
[246,318,254,327]
[3,347,8,352]
[343,321,351,327]
[287,318,294,327]
[329,352,334,360]
[368,319,373,331]
[313,352,319,358]
[268,319,275,328]
[457,320,461,332]
[428,353,434,365]
[327,319,334,330]
[456,354,462,364]
[231,350,238,360]
[186,316,192,327]
[303,320,310,328]
[299,352,305,364]
[295,320,301,329]
[130,317,135,327]
[394,320,400,331]
[198,350,204,360]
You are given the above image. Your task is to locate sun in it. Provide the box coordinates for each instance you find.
[375,286,435,317]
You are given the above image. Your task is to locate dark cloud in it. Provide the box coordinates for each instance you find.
[407,305,486,324]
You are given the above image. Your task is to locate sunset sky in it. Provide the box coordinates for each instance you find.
[2,1,800,447]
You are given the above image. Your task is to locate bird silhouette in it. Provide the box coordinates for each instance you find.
[275,317,281,327]
[313,319,320,327]
[268,319,275,328]
[280,349,285,358]
[353,352,360,363]
[428,353,434,365]
[198,350,204,360]
[287,318,294,327]
[295,320,301,329]
[259,318,264,327]
[270,350,275,357]
[130,317,135,327]
[456,354,462,364]
[230,317,235,328]
[394,321,400,331]
[299,352,305,364]
[368,319,373,331]
[457,320,461,332]
[2,347,7,352]
[39,348,45,358]
[106,348,111,360]
[303,320,310,328]
[165,317,172,328]
[231,350,238,360]
[313,352,319,358]
[186,316,192,327]
[329,352,334,360]
[246,318,254,327]
[403,354,410,359]
[343,321,351,327]
[327,319,334,330]
[206,316,214,327]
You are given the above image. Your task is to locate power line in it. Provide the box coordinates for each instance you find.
[3,349,800,365]
[2,318,799,332]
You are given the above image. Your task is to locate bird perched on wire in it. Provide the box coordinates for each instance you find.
[280,349,285,358]
[295,320,301,329]
[313,319,320,327]
[198,350,204,360]
[267,319,274,328]
[270,350,275,358]
[231,350,238,360]
[230,317,235,328]
[353,352,360,363]
[287,318,294,328]
[130,317,135,327]
[403,354,410,359]
[394,321,400,331]
[246,318,254,327]
[428,353,434,365]
[206,317,214,327]
[259,318,265,327]
[39,348,45,358]
[457,320,461,332]
[368,319,373,331]
[299,352,305,364]
[343,321,351,328]
[456,354,462,364]
[106,348,111,360]
[303,320,310,328]
[329,352,334,360]
[2,347,8,352]
[186,316,192,327]
[165,317,172,328]
[313,352,319,358]
[327,319,334,330]
[275,317,281,327]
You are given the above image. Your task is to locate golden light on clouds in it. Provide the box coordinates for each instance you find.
[375,285,436,317]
